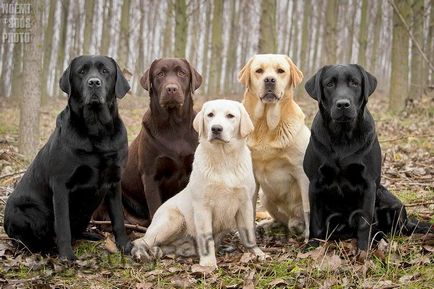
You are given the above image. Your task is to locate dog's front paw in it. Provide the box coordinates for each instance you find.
[131,239,162,262]
[199,256,217,269]
[252,247,271,261]
[117,240,132,255]
[59,250,77,262]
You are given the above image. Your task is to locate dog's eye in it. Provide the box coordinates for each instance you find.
[178,71,186,77]
[226,114,235,119]
[207,113,214,118]
[255,68,264,74]
[350,80,360,87]
[157,72,165,77]
[277,68,285,74]
[326,82,335,88]
[79,69,86,75]
[102,68,108,74]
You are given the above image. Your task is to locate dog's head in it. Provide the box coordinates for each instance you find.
[60,55,130,106]
[305,64,377,123]
[193,100,254,144]
[140,58,202,110]
[238,54,303,103]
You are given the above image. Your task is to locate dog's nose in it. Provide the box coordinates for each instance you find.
[88,78,101,88]
[264,77,276,84]
[211,125,223,134]
[166,84,178,94]
[336,99,351,110]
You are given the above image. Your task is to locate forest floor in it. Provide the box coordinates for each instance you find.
[0,91,433,288]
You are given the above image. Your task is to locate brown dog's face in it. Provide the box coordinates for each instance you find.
[238,54,303,103]
[141,58,202,109]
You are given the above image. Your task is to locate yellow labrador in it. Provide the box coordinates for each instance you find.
[238,54,310,240]
[131,99,267,269]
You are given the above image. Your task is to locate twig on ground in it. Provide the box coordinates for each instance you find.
[0,170,25,180]
[406,200,434,207]
[90,220,148,233]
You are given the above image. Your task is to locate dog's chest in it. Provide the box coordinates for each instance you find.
[318,161,368,199]
[67,151,122,193]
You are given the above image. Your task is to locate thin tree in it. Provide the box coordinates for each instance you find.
[207,0,223,95]
[258,0,277,53]
[410,0,424,99]
[324,0,338,64]
[82,0,95,54]
[40,0,56,103]
[118,0,131,69]
[174,0,187,58]
[389,0,411,112]
[19,0,43,158]
[357,0,368,66]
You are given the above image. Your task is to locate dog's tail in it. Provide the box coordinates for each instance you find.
[376,184,433,236]
[122,195,149,219]
[402,217,434,235]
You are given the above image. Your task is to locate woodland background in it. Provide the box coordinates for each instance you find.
[0,0,433,288]
[0,0,433,157]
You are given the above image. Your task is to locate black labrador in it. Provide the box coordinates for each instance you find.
[303,64,432,251]
[4,55,131,260]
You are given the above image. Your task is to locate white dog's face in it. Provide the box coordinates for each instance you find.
[193,99,254,143]
[238,54,303,103]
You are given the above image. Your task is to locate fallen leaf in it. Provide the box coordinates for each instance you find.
[135,282,153,289]
[170,276,195,288]
[297,246,325,260]
[191,264,215,275]
[240,252,256,263]
[268,278,287,287]
[399,273,420,283]
[318,254,342,271]
[104,237,118,253]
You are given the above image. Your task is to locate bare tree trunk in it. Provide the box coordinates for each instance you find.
[162,0,174,57]
[426,0,434,89]
[100,0,113,56]
[389,0,411,113]
[82,0,95,54]
[357,0,368,66]
[207,0,223,95]
[324,0,338,64]
[40,0,57,103]
[295,0,311,98]
[55,0,70,98]
[258,0,277,53]
[201,0,211,94]
[118,0,131,69]
[19,0,43,159]
[11,42,23,102]
[370,1,382,72]
[174,0,187,57]
[410,0,424,99]
[224,0,240,94]
[288,0,298,57]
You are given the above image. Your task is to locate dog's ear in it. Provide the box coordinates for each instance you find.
[305,65,329,101]
[140,59,159,92]
[109,57,130,99]
[193,104,205,137]
[182,59,203,93]
[239,103,254,138]
[238,56,254,87]
[354,64,377,98]
[140,69,150,91]
[60,57,78,96]
[285,56,303,88]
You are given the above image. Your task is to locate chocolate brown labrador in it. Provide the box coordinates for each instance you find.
[121,58,202,225]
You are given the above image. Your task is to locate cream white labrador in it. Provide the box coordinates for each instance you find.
[131,99,267,269]
[238,54,310,240]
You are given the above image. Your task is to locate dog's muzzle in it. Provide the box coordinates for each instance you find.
[261,92,279,103]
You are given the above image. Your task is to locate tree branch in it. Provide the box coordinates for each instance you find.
[388,0,434,72]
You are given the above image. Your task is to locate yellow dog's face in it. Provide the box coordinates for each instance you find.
[238,54,303,103]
